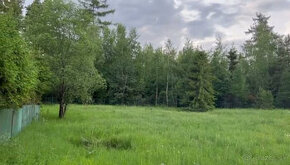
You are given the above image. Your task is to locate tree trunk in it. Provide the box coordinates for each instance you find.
[58,86,66,118]
[58,79,66,119]
[122,74,128,105]
[59,101,65,118]
[155,64,159,106]
[166,55,169,107]
[166,74,169,106]
[155,84,158,106]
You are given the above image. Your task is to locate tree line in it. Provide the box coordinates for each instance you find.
[1,0,290,118]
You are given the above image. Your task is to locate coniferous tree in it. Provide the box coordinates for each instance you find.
[178,41,215,111]
[210,37,230,108]
[102,24,140,105]
[244,13,278,94]
[225,47,241,107]
[228,56,249,107]
[227,47,239,74]
[79,0,115,26]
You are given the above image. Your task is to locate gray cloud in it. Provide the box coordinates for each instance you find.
[24,0,290,50]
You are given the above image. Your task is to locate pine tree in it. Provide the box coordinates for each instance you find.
[244,13,278,106]
[79,0,115,26]
[245,13,277,89]
[227,47,239,74]
[225,47,243,107]
[178,41,215,111]
[210,37,230,108]
[227,56,249,107]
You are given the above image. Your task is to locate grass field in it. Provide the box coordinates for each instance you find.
[0,105,289,165]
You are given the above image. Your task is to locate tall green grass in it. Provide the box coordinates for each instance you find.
[0,105,289,164]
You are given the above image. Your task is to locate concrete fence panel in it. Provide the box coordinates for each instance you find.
[0,105,40,141]
[0,109,13,140]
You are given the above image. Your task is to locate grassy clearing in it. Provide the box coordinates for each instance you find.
[0,105,289,165]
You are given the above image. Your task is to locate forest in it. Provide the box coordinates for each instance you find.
[1,0,290,118]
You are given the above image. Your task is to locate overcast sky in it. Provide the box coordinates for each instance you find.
[25,0,290,50]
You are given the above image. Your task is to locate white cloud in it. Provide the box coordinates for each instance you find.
[202,0,241,6]
[173,0,182,9]
[180,8,200,22]
[267,10,290,35]
[206,12,215,20]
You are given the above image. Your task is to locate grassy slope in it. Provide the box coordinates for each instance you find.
[0,105,289,165]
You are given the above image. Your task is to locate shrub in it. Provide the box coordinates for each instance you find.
[256,88,274,109]
[0,14,38,109]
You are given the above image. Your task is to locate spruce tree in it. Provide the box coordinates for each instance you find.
[227,47,239,74]
[244,13,278,95]
[228,56,249,107]
[178,41,215,111]
[79,0,115,26]
[210,37,230,108]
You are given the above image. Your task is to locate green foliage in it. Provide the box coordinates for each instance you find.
[100,24,141,105]
[276,68,290,108]
[256,88,274,109]
[134,44,154,105]
[210,38,230,108]
[7,5,288,112]
[244,13,278,95]
[227,58,249,107]
[0,0,23,24]
[227,47,239,74]
[178,42,215,111]
[0,13,38,108]
[163,40,178,106]
[24,0,106,117]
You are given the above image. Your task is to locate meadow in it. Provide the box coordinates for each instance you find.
[0,105,289,165]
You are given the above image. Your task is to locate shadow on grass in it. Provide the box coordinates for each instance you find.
[71,136,132,150]
[177,107,210,113]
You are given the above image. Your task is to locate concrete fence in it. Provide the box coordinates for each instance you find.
[0,105,40,141]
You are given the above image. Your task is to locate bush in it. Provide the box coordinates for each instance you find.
[256,88,274,109]
[0,14,38,109]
